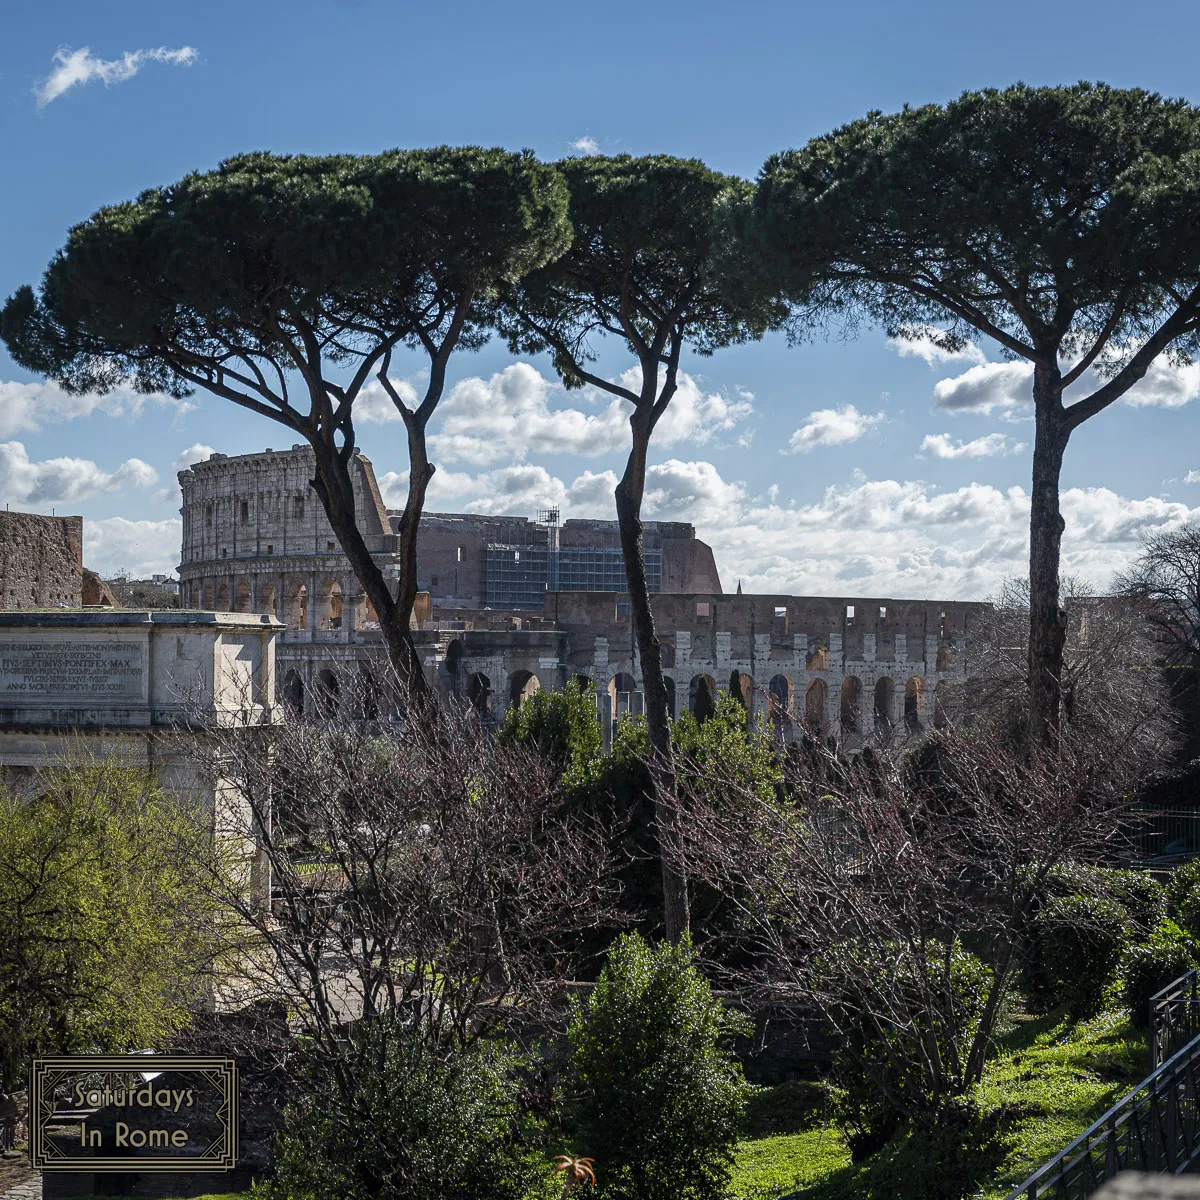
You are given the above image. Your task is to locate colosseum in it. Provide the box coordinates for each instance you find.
[178,446,985,742]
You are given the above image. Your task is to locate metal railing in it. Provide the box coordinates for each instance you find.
[1153,969,1200,1070]
[1005,1030,1200,1199]
[1123,807,1200,866]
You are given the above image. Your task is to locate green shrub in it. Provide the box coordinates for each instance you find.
[823,940,992,1158]
[1027,893,1129,1016]
[1123,920,1200,1029]
[259,1027,548,1200]
[496,677,602,786]
[1043,864,1165,932]
[1167,859,1200,932]
[567,931,750,1200]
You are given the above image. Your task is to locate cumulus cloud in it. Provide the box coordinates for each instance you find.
[920,432,1026,459]
[426,363,752,465]
[36,44,197,107]
[889,327,988,368]
[783,405,885,454]
[156,442,217,503]
[84,518,182,578]
[354,376,421,424]
[930,348,1200,416]
[0,377,192,436]
[0,441,157,505]
[570,136,601,156]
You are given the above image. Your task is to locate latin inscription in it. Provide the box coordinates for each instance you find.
[0,641,143,698]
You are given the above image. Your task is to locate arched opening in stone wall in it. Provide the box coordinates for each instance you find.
[288,580,308,630]
[840,675,862,735]
[320,579,343,629]
[660,642,676,668]
[356,661,381,721]
[805,678,827,732]
[216,582,231,611]
[729,670,754,711]
[874,677,894,732]
[689,673,717,723]
[936,645,954,671]
[769,674,793,724]
[664,676,676,719]
[508,670,540,709]
[806,644,829,671]
[608,672,638,723]
[467,672,492,719]
[258,580,278,620]
[442,639,463,697]
[201,580,215,610]
[234,580,252,613]
[315,668,340,718]
[905,677,923,733]
[282,669,304,719]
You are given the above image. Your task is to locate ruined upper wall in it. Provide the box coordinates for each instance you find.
[179,446,395,568]
[0,511,83,609]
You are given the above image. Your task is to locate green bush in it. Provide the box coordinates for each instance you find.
[1043,864,1166,932]
[1123,920,1200,1029]
[496,677,602,786]
[1167,859,1200,935]
[259,1026,548,1200]
[1027,893,1129,1016]
[824,940,992,1159]
[567,931,750,1200]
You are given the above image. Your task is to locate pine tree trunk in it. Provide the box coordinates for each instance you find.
[309,447,426,695]
[615,415,690,942]
[1027,364,1070,742]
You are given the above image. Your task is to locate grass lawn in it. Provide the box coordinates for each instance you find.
[730,1007,1149,1200]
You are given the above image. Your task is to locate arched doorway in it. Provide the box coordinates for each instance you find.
[664,676,676,719]
[905,677,923,733]
[442,639,463,698]
[288,579,308,630]
[282,669,305,719]
[215,581,231,611]
[689,673,717,723]
[508,670,540,709]
[805,678,827,732]
[234,580,252,613]
[467,672,493,719]
[729,670,754,712]
[201,580,215,610]
[874,677,894,732]
[769,674,793,724]
[840,676,862,735]
[608,672,638,723]
[315,668,340,718]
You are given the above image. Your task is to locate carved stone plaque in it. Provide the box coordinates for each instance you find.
[0,640,144,700]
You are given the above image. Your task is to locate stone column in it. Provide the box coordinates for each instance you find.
[307,572,319,637]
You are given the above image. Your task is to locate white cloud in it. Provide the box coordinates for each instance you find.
[570,136,601,156]
[36,44,197,108]
[920,432,1026,459]
[0,377,192,436]
[930,348,1200,416]
[1185,470,1200,485]
[889,327,987,368]
[426,363,752,466]
[932,360,1034,415]
[156,442,216,503]
[783,405,885,454]
[354,376,421,424]
[84,518,182,578]
[0,441,157,505]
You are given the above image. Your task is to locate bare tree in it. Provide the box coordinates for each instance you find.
[1114,522,1200,748]
[944,575,1178,761]
[681,724,1153,1129]
[181,672,620,1111]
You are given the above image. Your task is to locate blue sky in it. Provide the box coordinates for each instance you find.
[4,0,1200,596]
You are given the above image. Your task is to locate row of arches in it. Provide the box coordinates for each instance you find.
[438,651,932,737]
[187,576,372,631]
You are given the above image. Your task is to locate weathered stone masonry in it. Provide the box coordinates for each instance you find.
[177,447,986,741]
[0,511,84,610]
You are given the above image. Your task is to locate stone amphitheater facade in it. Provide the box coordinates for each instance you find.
[178,446,985,741]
